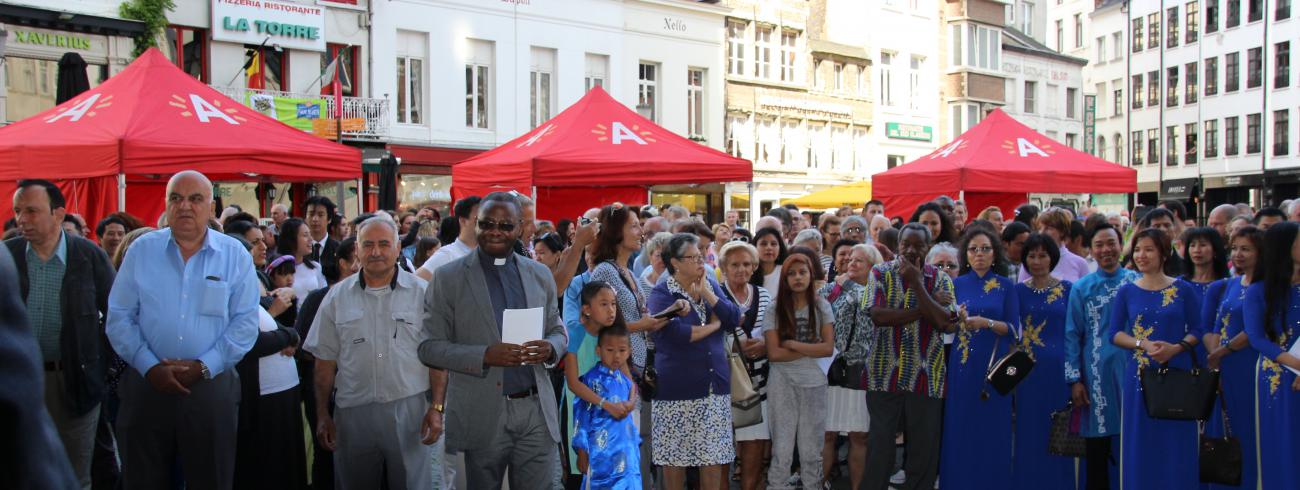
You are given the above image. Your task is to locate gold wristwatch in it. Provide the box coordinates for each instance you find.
[431,403,445,413]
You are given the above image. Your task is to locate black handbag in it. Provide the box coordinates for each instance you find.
[1047,402,1086,457]
[1199,386,1243,485]
[826,302,865,389]
[636,346,657,402]
[1139,348,1219,420]
[981,334,1035,398]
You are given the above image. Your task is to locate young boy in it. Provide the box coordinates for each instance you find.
[572,324,641,489]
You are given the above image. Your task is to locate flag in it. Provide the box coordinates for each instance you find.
[246,49,264,90]
[321,49,347,119]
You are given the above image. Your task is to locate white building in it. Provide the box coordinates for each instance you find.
[369,0,728,211]
[864,0,941,169]
[1086,0,1130,167]
[1000,27,1087,148]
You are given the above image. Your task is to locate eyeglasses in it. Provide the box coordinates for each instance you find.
[844,227,864,234]
[478,219,518,232]
[967,246,994,254]
[676,254,705,263]
[730,236,750,243]
[934,262,960,270]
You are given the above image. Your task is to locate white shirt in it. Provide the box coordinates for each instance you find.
[292,261,327,306]
[310,232,330,252]
[256,307,299,395]
[762,265,783,295]
[418,238,474,275]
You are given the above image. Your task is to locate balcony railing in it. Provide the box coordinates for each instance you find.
[210,85,390,139]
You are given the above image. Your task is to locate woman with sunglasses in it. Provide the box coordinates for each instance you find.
[941,227,1019,490]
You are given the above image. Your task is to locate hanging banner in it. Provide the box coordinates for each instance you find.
[243,93,326,131]
[1083,94,1096,155]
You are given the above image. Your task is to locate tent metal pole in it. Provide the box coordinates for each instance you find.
[117,173,126,212]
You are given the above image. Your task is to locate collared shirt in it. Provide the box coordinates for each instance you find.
[107,228,259,377]
[1018,245,1091,283]
[25,231,67,361]
[864,259,956,398]
[304,269,430,409]
[476,249,535,395]
[1063,266,1136,437]
[309,232,330,262]
[419,238,473,275]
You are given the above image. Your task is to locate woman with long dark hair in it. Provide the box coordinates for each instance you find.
[1243,221,1300,488]
[1106,228,1203,489]
[910,202,956,245]
[1180,226,1230,296]
[1201,225,1265,490]
[275,218,326,306]
[750,227,789,294]
[940,227,1019,489]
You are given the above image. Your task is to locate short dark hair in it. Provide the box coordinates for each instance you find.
[1139,207,1177,228]
[766,207,794,229]
[909,202,955,243]
[222,212,257,229]
[598,323,630,346]
[454,196,483,221]
[957,227,1009,277]
[1014,204,1040,226]
[15,179,66,210]
[866,199,884,208]
[223,219,257,238]
[478,192,521,219]
[1001,221,1031,245]
[899,222,932,243]
[1086,222,1119,244]
[1069,220,1086,241]
[1159,200,1188,221]
[661,233,701,276]
[1181,226,1229,280]
[62,214,83,233]
[96,215,129,237]
[304,196,337,218]
[1021,232,1061,271]
[533,232,565,254]
[1254,207,1286,224]
[350,213,376,227]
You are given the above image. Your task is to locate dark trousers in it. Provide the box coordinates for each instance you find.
[863,391,943,490]
[116,370,240,490]
[299,359,335,490]
[234,387,307,490]
[1084,436,1114,490]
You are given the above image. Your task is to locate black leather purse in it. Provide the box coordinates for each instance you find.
[1200,386,1242,485]
[826,306,865,390]
[1139,347,1218,420]
[981,335,1035,398]
[636,346,657,402]
[1047,402,1086,457]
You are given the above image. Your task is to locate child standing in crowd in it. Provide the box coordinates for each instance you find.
[572,324,641,489]
[264,255,298,328]
[762,253,836,489]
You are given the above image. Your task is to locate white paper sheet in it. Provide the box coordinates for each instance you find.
[1287,341,1300,377]
[816,347,839,376]
[502,307,544,345]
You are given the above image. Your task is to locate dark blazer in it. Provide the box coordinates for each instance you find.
[5,234,114,415]
[314,238,340,283]
[0,246,80,489]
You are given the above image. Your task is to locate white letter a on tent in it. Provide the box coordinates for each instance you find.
[611,122,647,145]
[933,139,963,158]
[45,94,101,123]
[190,94,239,124]
[1016,138,1049,158]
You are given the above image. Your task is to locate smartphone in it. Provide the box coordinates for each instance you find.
[651,304,684,319]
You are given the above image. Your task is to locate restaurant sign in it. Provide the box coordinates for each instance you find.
[885,122,933,142]
[212,0,326,52]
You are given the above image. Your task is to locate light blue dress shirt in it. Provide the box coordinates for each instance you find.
[107,228,259,377]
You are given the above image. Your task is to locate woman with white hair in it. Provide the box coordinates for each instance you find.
[717,240,774,490]
[927,242,962,350]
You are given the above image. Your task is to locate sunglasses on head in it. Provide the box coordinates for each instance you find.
[730,236,750,243]
[478,219,518,232]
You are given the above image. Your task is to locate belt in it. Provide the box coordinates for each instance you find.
[44,361,64,372]
[504,387,538,400]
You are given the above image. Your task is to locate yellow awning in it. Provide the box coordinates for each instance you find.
[783,181,872,209]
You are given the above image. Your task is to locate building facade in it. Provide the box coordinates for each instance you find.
[864,0,941,171]
[938,0,1009,143]
[1085,0,1129,167]
[1000,27,1087,147]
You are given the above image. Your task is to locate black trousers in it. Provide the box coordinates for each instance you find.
[863,391,943,490]
[116,370,240,490]
[234,387,307,490]
[298,359,335,490]
[1084,436,1114,490]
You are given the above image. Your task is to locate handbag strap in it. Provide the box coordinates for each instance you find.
[1217,383,1234,438]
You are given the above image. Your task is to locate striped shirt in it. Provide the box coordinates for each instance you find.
[723,283,772,399]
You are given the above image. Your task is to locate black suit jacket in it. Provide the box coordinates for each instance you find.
[0,246,80,489]
[4,234,115,415]
[313,238,340,283]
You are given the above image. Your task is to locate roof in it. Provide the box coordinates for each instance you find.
[1094,0,1127,13]
[0,3,146,37]
[1002,27,1089,66]
[809,39,871,61]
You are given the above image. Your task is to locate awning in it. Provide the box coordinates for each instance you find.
[783,181,871,209]
[1159,178,1200,200]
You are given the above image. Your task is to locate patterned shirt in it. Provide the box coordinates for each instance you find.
[864,259,956,398]
[25,232,67,361]
[819,280,872,364]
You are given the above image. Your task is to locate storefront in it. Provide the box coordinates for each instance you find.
[0,5,143,124]
[1265,169,1300,207]
[1158,177,1201,221]
[1203,174,1264,211]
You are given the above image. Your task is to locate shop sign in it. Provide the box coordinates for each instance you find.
[1083,95,1096,155]
[1091,193,1127,207]
[1160,178,1199,200]
[758,95,853,118]
[212,0,326,52]
[11,30,93,50]
[885,122,932,141]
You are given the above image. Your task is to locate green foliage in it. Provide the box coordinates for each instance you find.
[118,0,176,57]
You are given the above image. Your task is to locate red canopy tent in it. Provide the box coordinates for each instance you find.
[452,86,752,222]
[871,109,1136,222]
[0,48,360,231]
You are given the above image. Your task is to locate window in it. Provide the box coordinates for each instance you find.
[687,68,705,140]
[755,25,773,79]
[1168,7,1180,47]
[243,43,286,91]
[529,47,555,128]
[1133,19,1144,52]
[1207,0,1220,32]
[1167,126,1180,166]
[1047,83,1059,115]
[322,44,359,96]
[727,20,747,76]
[780,29,799,82]
[887,154,905,169]
[1149,13,1160,49]
[1225,116,1240,155]
[637,62,659,122]
[1097,37,1106,61]
[1067,87,1078,119]
[880,52,895,107]
[909,56,923,110]
[1075,14,1084,48]
[1167,67,1180,107]
[1066,133,1078,148]
[951,23,1002,70]
[585,53,609,91]
[1132,130,1145,164]
[1114,87,1124,115]
[1186,62,1199,103]
[1276,109,1291,155]
[1022,2,1035,36]
[164,26,207,82]
[834,62,844,92]
[1248,47,1262,88]
[1249,0,1262,21]
[1228,0,1240,27]
[813,58,824,89]
[397,31,428,125]
[1225,52,1239,91]
[1098,136,1107,158]
[949,102,983,136]
[1281,0,1293,20]
[1247,113,1261,153]
[1277,42,1291,88]
[1187,1,1200,43]
[1186,123,1199,163]
[1115,133,1125,164]
[1132,74,1144,109]
[1113,32,1123,59]
[1148,70,1160,107]
[1024,81,1037,114]
[1205,57,1219,95]
[1205,119,1219,157]
[1056,20,1064,52]
[858,65,869,96]
[1148,128,1161,165]
[464,39,492,129]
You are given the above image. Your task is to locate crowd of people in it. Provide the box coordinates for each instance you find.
[5,170,1300,490]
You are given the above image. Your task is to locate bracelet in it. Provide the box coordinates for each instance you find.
[598,397,607,408]
[1135,339,1143,351]
[987,319,995,330]
[1177,340,1194,353]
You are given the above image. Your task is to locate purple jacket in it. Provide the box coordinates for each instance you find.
[647,276,741,401]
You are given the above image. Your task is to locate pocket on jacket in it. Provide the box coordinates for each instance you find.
[200,280,230,317]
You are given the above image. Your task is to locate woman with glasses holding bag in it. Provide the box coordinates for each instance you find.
[940,227,1019,490]
[1243,221,1300,489]
[717,241,773,490]
[1105,228,1204,490]
[819,243,882,490]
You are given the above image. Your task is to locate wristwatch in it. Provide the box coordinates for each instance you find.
[197,360,212,380]
[431,403,445,413]
[1135,339,1144,351]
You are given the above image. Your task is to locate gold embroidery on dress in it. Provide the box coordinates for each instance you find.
[957,328,972,364]
[1160,286,1178,307]
[983,278,1000,294]
[1045,285,1065,304]
[1021,314,1046,361]
[1132,314,1153,371]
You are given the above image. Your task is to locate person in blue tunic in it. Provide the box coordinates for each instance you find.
[1242,221,1300,489]
[940,227,1019,490]
[573,324,642,489]
[1011,233,1076,490]
[1106,228,1204,490]
[1064,222,1135,490]
[1180,227,1229,368]
[1201,225,1265,490]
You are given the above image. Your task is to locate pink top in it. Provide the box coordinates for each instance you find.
[1018,245,1091,283]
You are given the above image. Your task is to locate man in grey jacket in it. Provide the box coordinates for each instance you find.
[420,191,567,490]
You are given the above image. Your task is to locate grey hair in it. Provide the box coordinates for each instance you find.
[926,241,958,263]
[842,215,869,230]
[793,229,823,248]
[667,205,690,220]
[850,243,884,269]
[718,240,759,267]
[642,232,674,264]
[661,232,701,275]
[357,214,400,244]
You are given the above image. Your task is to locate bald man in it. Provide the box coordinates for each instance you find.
[1207,204,1239,239]
[755,215,784,234]
[107,170,259,490]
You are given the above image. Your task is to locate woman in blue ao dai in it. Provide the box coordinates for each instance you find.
[1106,229,1204,489]
[1242,222,1300,489]
[941,228,1020,490]
[1011,234,1076,490]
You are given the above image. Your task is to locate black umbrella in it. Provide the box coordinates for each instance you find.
[377,153,399,211]
[56,52,91,104]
